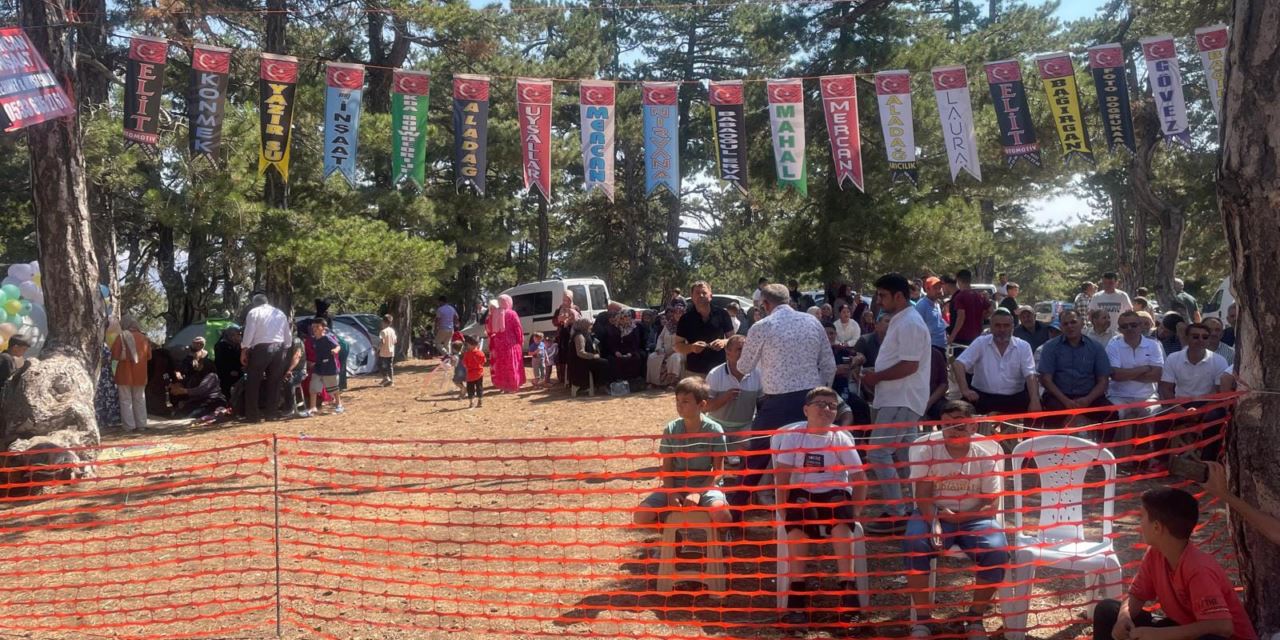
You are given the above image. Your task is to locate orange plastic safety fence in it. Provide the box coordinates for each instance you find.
[0,395,1246,640]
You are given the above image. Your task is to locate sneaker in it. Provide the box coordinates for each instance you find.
[333,405,346,414]
[865,512,907,535]
[296,410,312,418]
[910,622,933,638]
[839,589,862,623]
[966,621,989,640]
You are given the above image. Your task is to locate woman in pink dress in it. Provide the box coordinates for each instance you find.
[487,294,526,392]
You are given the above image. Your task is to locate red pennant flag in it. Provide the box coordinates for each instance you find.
[820,75,863,192]
[517,78,554,202]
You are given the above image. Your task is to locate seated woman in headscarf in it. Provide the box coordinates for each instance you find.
[168,372,228,419]
[566,317,609,392]
[606,310,645,382]
[175,336,215,388]
[645,304,686,388]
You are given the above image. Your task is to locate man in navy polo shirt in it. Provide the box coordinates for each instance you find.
[1038,309,1111,427]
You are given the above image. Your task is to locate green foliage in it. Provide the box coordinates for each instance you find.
[2,0,1231,333]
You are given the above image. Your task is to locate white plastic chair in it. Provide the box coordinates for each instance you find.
[775,516,869,610]
[1006,435,1121,638]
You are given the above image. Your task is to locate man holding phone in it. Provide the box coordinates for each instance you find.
[674,281,736,376]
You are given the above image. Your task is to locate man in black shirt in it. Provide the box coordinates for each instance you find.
[999,282,1021,313]
[674,281,736,375]
[1013,305,1053,351]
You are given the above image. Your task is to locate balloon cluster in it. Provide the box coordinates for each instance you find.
[0,262,48,356]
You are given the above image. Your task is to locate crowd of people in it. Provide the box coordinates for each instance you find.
[616,273,1252,637]
[79,294,402,429]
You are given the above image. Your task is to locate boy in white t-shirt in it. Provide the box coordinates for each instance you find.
[903,400,1008,639]
[772,386,869,626]
[378,314,398,386]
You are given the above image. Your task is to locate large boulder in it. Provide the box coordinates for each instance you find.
[1,353,100,463]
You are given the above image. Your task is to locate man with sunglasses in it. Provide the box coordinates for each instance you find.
[772,386,869,626]
[1159,323,1232,464]
[1105,311,1165,463]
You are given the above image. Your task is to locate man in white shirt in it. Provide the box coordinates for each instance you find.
[903,400,1008,639]
[860,274,932,533]
[1105,310,1165,462]
[733,283,836,509]
[378,314,398,386]
[1159,323,1232,466]
[1086,308,1119,346]
[1088,272,1133,331]
[952,308,1041,415]
[240,293,292,422]
[705,335,762,446]
[434,295,459,355]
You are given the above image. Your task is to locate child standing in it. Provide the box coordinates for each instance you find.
[378,314,398,386]
[542,333,558,386]
[446,341,467,399]
[530,332,548,389]
[306,318,345,415]
[462,336,486,408]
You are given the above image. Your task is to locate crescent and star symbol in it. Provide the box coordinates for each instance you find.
[821,77,853,97]
[194,51,227,73]
[1144,40,1174,60]
[877,75,907,94]
[1198,31,1227,50]
[933,71,961,90]
[133,41,165,63]
[395,74,428,95]
[989,63,1017,82]
[1040,59,1068,78]
[519,84,551,103]
[1092,48,1122,68]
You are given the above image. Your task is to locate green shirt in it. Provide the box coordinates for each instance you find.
[658,416,727,489]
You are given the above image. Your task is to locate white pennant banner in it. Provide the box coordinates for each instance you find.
[874,70,918,186]
[931,65,981,183]
[1140,35,1192,149]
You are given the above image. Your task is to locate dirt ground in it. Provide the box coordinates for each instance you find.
[0,360,1238,640]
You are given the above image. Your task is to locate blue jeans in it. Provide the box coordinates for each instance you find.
[727,388,810,508]
[866,406,920,516]
[902,513,1009,585]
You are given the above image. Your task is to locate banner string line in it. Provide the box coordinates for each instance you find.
[0,398,1245,639]
[6,24,1213,87]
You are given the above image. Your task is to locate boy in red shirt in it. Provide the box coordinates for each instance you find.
[1094,487,1256,640]
[461,336,486,409]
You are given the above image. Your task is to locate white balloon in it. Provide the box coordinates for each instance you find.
[0,276,18,289]
[19,280,41,303]
[20,303,48,357]
[6,264,31,281]
[28,261,39,274]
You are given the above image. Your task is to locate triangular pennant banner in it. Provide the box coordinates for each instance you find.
[930,65,981,182]
[766,79,806,195]
[323,62,364,186]
[708,80,748,196]
[1087,44,1137,154]
[453,74,490,195]
[188,44,231,163]
[517,78,554,202]
[642,82,680,196]
[258,53,299,182]
[1035,52,1095,168]
[124,36,168,147]
[1140,36,1192,150]
[875,70,918,186]
[391,70,430,188]
[984,60,1042,168]
[820,75,863,192]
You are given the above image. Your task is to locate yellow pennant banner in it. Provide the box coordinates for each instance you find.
[1035,52,1095,168]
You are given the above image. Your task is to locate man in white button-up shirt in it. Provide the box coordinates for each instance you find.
[952,308,1041,415]
[1105,310,1165,461]
[860,274,932,533]
[730,283,835,509]
[240,294,292,422]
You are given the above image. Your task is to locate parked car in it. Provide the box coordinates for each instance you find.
[1201,275,1234,323]
[1034,301,1075,327]
[461,277,613,351]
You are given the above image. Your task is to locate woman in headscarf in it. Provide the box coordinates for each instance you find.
[110,315,152,431]
[645,304,686,388]
[567,317,609,393]
[552,291,581,385]
[607,309,644,382]
[486,294,525,393]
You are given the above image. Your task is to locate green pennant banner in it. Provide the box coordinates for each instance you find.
[766,79,807,196]
[391,70,430,188]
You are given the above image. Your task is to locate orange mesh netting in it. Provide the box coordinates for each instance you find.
[0,394,1242,639]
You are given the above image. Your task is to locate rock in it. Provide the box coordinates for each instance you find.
[1,353,100,463]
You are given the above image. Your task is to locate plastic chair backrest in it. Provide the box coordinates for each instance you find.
[1012,435,1116,543]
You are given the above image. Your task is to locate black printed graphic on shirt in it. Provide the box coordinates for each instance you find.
[803,452,826,469]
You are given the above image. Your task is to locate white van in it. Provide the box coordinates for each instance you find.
[1202,275,1235,323]
[461,278,613,348]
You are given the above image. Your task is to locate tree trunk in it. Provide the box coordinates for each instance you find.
[260,0,293,318]
[1129,99,1184,310]
[978,199,996,283]
[536,197,549,281]
[1218,0,1280,631]
[10,0,103,456]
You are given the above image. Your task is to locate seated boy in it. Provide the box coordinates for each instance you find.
[1094,487,1256,640]
[634,377,731,528]
[903,400,1008,639]
[772,386,869,625]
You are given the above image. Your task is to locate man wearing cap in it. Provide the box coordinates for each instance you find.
[1014,305,1052,352]
[953,309,1042,415]
[914,276,948,351]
